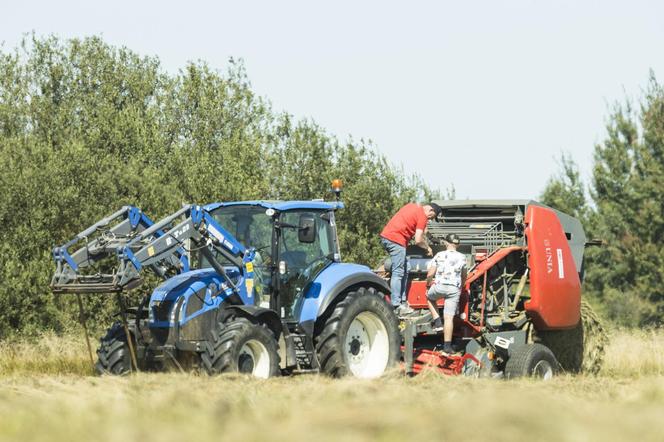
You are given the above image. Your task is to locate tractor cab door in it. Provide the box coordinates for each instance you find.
[205,205,275,307]
[276,210,339,319]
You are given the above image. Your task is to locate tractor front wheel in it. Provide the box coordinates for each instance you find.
[504,343,559,380]
[201,318,280,378]
[95,322,133,375]
[315,287,400,378]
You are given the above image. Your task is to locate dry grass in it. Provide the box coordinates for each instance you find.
[0,331,93,376]
[0,328,662,442]
[603,328,664,377]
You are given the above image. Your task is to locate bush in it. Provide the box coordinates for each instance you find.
[0,35,426,336]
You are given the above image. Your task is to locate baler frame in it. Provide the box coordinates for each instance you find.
[396,200,596,377]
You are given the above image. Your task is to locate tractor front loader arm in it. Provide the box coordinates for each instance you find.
[50,205,189,294]
[116,205,251,296]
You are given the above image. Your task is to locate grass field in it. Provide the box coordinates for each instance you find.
[0,329,663,442]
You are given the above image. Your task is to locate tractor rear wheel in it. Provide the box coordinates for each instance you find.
[201,318,280,378]
[315,287,400,378]
[535,300,607,374]
[95,322,133,375]
[504,343,559,379]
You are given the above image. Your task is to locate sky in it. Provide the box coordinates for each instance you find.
[2,0,664,199]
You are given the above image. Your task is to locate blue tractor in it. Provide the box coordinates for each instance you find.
[52,197,400,378]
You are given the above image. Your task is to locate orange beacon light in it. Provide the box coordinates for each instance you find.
[331,179,343,200]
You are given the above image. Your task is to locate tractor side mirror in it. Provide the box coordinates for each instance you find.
[298,214,316,243]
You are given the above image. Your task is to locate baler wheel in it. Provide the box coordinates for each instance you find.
[95,322,133,375]
[535,300,607,374]
[504,343,559,380]
[315,287,400,378]
[201,318,280,378]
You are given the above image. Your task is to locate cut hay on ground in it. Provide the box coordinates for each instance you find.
[0,328,662,442]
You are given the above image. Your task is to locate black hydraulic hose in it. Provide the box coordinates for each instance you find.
[200,246,239,294]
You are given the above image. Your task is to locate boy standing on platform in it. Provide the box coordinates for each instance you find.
[426,233,466,355]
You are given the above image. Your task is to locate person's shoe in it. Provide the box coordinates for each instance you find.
[431,318,444,333]
[440,343,456,356]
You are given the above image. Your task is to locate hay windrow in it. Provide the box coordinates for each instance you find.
[535,300,608,374]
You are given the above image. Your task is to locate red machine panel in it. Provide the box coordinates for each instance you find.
[524,205,581,330]
[406,280,443,309]
[407,281,472,338]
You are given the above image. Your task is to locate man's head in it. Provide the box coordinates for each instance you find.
[423,203,442,220]
[443,233,460,250]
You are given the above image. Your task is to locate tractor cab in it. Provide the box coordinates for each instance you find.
[201,201,343,320]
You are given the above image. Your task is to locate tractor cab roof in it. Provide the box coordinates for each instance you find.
[204,200,344,212]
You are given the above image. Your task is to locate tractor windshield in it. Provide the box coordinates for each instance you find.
[200,205,274,304]
[208,205,274,251]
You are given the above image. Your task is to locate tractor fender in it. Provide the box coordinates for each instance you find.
[222,305,284,340]
[296,263,390,336]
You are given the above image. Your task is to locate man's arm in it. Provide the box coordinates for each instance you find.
[414,229,432,256]
[426,265,436,287]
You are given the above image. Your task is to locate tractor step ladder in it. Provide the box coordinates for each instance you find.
[289,333,319,372]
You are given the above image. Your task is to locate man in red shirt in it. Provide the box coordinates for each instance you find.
[380,202,442,312]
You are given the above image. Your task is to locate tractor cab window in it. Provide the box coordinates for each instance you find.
[202,205,274,306]
[279,210,337,319]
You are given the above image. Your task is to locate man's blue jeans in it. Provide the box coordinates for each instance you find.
[380,237,407,306]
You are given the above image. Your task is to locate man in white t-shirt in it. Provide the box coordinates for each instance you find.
[426,233,467,355]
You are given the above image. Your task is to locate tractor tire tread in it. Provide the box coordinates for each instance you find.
[202,317,280,377]
[505,343,559,379]
[95,322,133,376]
[314,286,400,378]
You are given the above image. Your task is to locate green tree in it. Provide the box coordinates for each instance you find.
[591,76,664,326]
[542,74,664,326]
[540,152,589,223]
[0,35,427,336]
